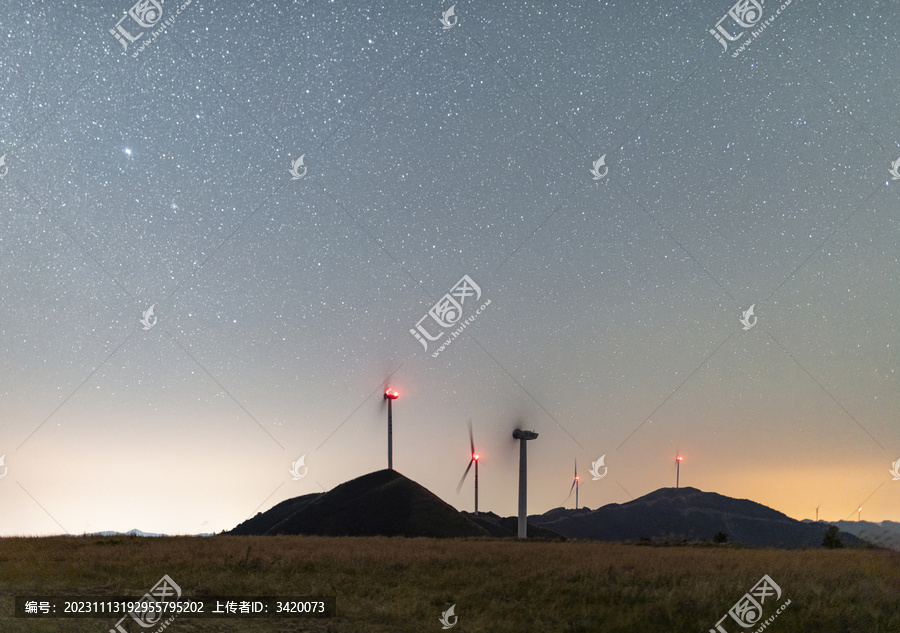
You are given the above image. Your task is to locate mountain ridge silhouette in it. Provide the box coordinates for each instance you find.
[228,473,868,547]
[529,486,867,548]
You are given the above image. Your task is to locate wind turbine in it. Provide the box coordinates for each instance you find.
[816,504,821,522]
[566,459,580,510]
[512,428,538,539]
[383,387,400,470]
[456,418,480,516]
[675,454,683,488]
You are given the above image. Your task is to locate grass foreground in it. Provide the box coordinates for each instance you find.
[1,535,899,632]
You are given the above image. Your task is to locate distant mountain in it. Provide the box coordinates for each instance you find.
[77,529,169,537]
[230,469,491,538]
[530,487,866,549]
[823,520,900,551]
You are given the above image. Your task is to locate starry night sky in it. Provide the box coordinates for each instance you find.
[1,0,898,536]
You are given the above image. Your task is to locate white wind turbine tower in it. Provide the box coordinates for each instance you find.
[512,428,539,539]
[383,387,400,470]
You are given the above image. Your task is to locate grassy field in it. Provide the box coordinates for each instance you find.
[1,536,898,633]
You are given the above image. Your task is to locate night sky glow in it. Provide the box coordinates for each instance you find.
[1,0,899,536]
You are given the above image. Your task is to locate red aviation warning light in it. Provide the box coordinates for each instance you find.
[384,388,400,400]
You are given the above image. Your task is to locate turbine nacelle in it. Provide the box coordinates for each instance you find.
[384,388,400,400]
[512,429,538,441]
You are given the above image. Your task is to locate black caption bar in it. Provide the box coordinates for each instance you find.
[15,596,336,618]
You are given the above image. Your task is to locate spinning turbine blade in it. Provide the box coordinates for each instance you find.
[456,458,474,494]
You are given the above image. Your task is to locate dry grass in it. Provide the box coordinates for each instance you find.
[1,536,898,632]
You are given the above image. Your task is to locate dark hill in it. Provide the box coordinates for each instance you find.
[530,487,865,548]
[229,492,320,536]
[230,469,489,538]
